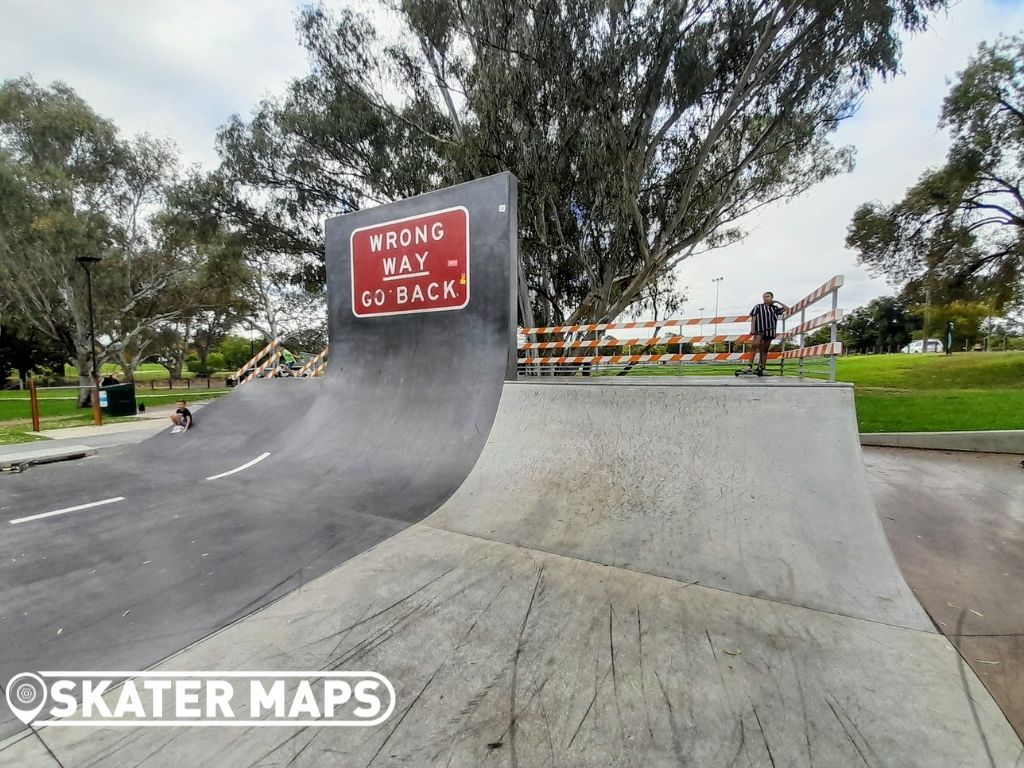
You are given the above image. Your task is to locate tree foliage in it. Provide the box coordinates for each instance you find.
[0,78,249,388]
[0,79,181,387]
[212,0,942,325]
[912,299,993,348]
[840,295,918,353]
[0,310,67,383]
[848,35,1024,308]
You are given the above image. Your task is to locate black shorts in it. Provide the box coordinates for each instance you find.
[753,330,775,341]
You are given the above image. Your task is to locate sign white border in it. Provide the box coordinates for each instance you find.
[350,205,471,318]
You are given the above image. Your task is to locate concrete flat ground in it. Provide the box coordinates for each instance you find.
[864,447,1024,739]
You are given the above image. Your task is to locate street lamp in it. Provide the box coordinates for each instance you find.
[712,277,724,343]
[698,307,706,345]
[76,255,103,426]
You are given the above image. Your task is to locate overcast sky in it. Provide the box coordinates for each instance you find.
[3,1,1023,319]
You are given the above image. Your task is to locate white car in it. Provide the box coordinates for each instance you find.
[900,339,945,353]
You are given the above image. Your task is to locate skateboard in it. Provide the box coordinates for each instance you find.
[734,367,771,377]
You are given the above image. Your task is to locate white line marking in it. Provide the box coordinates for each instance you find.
[205,452,271,481]
[381,271,429,282]
[10,497,126,525]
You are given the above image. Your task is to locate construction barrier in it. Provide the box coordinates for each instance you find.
[517,275,844,380]
[231,339,281,385]
[264,349,283,378]
[231,340,331,384]
[296,347,328,377]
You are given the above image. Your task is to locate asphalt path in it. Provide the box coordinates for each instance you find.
[0,383,394,739]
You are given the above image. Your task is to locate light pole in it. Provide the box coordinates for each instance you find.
[698,307,706,346]
[76,256,103,426]
[712,277,724,347]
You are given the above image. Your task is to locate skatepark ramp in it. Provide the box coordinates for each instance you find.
[427,378,927,627]
[1,173,1020,766]
[6,380,1019,765]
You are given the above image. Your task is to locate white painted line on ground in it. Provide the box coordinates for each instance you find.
[10,497,126,525]
[205,452,271,481]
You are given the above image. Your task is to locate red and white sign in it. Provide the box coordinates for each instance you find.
[350,207,469,318]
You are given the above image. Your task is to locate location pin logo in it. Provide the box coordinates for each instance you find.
[6,673,47,725]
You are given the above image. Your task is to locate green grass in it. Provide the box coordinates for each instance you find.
[0,425,46,445]
[834,351,1024,390]
[835,352,1024,432]
[0,413,137,445]
[577,351,1024,432]
[0,389,230,423]
[56,363,229,381]
[854,389,1024,432]
[0,389,232,444]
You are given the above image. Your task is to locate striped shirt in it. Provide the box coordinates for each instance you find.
[749,302,785,335]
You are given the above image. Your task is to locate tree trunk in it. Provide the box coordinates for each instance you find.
[76,349,93,407]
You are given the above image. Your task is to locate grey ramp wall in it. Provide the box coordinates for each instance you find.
[427,379,932,630]
[263,172,518,520]
[134,173,517,519]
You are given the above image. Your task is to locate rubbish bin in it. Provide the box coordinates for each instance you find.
[100,382,137,416]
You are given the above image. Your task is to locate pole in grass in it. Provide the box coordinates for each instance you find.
[75,255,103,426]
[712,277,724,342]
[29,377,41,433]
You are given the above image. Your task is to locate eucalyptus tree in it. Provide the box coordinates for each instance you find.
[215,0,944,325]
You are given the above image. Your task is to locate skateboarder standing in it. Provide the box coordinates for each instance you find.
[748,292,790,374]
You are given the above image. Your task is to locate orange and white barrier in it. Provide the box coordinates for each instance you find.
[519,352,769,366]
[781,342,843,359]
[233,338,280,385]
[520,315,750,336]
[296,347,328,377]
[517,273,846,380]
[782,309,843,338]
[521,333,754,350]
[264,349,283,378]
[787,275,844,318]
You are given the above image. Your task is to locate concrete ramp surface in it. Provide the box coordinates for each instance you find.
[428,378,930,628]
[3,379,1021,766]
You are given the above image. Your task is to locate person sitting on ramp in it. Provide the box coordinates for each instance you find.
[747,291,790,375]
[170,400,193,433]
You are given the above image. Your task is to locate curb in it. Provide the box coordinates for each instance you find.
[0,444,97,472]
[860,430,1024,455]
